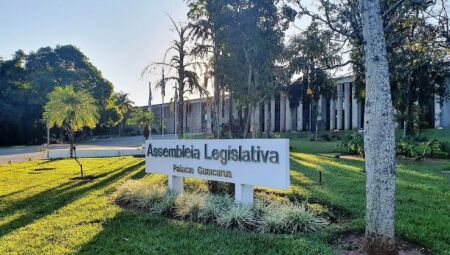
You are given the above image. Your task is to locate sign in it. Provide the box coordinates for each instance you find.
[145,139,290,202]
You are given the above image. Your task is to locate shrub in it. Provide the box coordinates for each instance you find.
[253,199,273,220]
[259,203,328,234]
[113,181,330,235]
[216,203,256,231]
[174,192,206,221]
[113,180,152,206]
[198,194,233,223]
[335,133,364,156]
[438,141,450,158]
[151,191,177,215]
[422,138,440,158]
[320,133,332,141]
[396,138,418,158]
[134,185,168,211]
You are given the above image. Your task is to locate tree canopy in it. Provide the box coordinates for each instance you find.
[43,86,99,132]
[0,45,129,145]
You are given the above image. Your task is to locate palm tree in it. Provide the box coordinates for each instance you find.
[143,15,207,137]
[188,3,221,137]
[114,92,134,135]
[126,108,154,141]
[43,85,99,179]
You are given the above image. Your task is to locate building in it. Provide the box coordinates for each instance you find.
[149,75,450,134]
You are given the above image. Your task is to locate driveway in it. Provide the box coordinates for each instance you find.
[0,136,145,164]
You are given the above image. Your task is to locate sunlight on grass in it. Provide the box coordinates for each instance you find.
[0,157,144,255]
[0,139,449,255]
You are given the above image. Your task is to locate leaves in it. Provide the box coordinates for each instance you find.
[43,86,99,133]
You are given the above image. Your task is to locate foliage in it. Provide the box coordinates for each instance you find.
[293,0,449,136]
[43,85,99,142]
[0,45,122,146]
[422,138,441,158]
[396,138,418,158]
[126,108,154,130]
[114,181,328,234]
[258,203,328,234]
[215,203,256,231]
[99,100,123,132]
[198,194,234,223]
[143,16,207,137]
[114,180,176,215]
[285,21,340,105]
[113,180,154,206]
[438,141,450,158]
[174,192,207,221]
[1,143,450,253]
[335,133,365,156]
[187,0,292,138]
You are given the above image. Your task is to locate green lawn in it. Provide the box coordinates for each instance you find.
[0,130,449,254]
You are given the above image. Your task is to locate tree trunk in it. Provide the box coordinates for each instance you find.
[243,105,251,138]
[404,73,414,137]
[228,94,233,138]
[178,96,184,138]
[211,44,221,139]
[308,101,313,133]
[360,0,397,254]
[238,108,243,138]
[315,99,320,141]
[69,136,74,158]
[213,86,220,138]
[250,105,256,138]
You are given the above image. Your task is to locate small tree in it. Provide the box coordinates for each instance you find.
[43,86,99,179]
[126,108,154,140]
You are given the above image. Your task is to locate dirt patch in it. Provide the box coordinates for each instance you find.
[333,233,432,255]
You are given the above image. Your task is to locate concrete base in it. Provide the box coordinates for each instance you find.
[234,183,254,205]
[168,175,184,194]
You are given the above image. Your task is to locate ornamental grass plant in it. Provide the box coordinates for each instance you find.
[198,194,234,223]
[216,203,256,231]
[258,203,328,234]
[113,180,328,235]
[174,192,207,221]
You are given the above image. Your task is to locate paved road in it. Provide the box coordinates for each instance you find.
[0,136,145,164]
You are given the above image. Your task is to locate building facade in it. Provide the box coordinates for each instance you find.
[149,76,450,134]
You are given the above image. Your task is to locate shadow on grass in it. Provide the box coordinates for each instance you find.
[0,159,144,239]
[76,210,334,255]
[289,154,365,218]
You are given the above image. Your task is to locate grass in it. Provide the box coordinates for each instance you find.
[0,128,449,254]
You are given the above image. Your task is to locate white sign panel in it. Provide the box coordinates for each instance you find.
[145,139,290,189]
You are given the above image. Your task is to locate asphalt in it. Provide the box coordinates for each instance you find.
[0,136,145,164]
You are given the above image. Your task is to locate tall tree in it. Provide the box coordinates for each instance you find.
[188,0,222,137]
[189,0,290,138]
[144,17,207,137]
[0,45,120,146]
[115,92,135,135]
[43,86,99,178]
[284,22,340,139]
[293,0,449,134]
[360,0,397,253]
[126,108,154,140]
